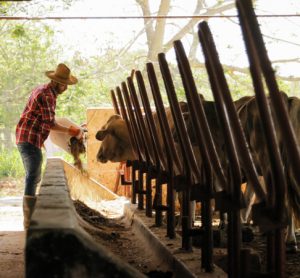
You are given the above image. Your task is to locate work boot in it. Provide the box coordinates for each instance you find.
[23,195,37,230]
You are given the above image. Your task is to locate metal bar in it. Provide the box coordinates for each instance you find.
[126,77,155,158]
[236,1,287,276]
[127,77,155,165]
[146,62,183,176]
[115,86,139,160]
[110,90,131,191]
[174,40,216,271]
[1,14,299,20]
[127,76,156,215]
[238,0,300,211]
[158,53,201,183]
[197,28,243,278]
[174,39,226,194]
[135,70,176,237]
[198,22,266,203]
[146,62,183,231]
[115,86,138,204]
[111,89,120,115]
[121,81,147,210]
[158,53,202,251]
[135,71,162,169]
[121,82,146,163]
[236,0,286,219]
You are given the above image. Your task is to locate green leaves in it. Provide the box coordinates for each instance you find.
[11,25,26,38]
[0,148,24,178]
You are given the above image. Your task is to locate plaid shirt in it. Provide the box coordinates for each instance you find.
[16,83,57,148]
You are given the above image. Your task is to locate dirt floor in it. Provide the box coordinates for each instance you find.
[0,196,25,278]
[242,228,300,278]
[0,178,23,197]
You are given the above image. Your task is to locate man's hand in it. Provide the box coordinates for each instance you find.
[68,126,84,140]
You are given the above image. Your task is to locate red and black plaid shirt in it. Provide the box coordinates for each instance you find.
[16,83,57,148]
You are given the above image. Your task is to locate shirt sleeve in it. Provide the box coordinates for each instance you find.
[40,94,56,127]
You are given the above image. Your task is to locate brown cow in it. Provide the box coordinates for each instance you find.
[95,102,192,223]
[95,97,251,225]
[96,114,136,163]
[96,103,189,164]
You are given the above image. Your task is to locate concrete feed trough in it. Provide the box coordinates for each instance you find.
[25,157,226,278]
[26,158,145,278]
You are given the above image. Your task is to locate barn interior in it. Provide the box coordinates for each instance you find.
[1,1,300,278]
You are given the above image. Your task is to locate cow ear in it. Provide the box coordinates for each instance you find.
[95,129,108,141]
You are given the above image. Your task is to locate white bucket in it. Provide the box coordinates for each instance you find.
[48,117,82,154]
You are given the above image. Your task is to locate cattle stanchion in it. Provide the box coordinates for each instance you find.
[158,52,207,253]
[238,0,300,255]
[135,70,177,237]
[102,3,298,274]
[236,0,287,222]
[197,19,289,277]
[115,86,140,205]
[110,90,132,198]
[127,76,159,217]
[174,38,249,272]
[236,1,289,276]
[196,23,255,277]
[173,41,221,272]
[111,89,121,115]
[237,0,300,184]
[147,62,185,234]
[121,81,148,211]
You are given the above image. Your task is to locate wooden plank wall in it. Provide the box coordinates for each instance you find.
[86,108,117,193]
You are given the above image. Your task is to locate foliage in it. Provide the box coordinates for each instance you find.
[0,0,298,156]
[0,20,60,130]
[0,148,24,178]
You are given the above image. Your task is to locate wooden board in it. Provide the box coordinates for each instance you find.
[86,108,117,193]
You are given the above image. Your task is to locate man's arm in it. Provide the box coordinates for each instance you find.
[51,120,84,139]
[50,121,69,133]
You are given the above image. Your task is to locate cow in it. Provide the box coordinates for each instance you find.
[175,96,253,174]
[173,96,254,230]
[95,94,300,251]
[182,93,300,252]
[237,93,300,252]
[95,102,193,225]
[95,97,251,225]
[96,114,136,163]
[96,102,189,164]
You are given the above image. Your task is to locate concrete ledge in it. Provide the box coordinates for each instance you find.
[26,158,145,278]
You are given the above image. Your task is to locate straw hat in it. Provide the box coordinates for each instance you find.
[45,63,78,85]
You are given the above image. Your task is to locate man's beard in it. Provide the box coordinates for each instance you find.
[54,83,65,95]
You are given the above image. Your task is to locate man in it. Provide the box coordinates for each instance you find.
[15,63,84,229]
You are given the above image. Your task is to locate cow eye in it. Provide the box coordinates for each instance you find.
[110,130,119,139]
[96,130,107,141]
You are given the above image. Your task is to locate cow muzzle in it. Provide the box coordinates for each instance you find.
[97,149,108,163]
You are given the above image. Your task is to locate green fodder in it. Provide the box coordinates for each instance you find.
[0,148,24,178]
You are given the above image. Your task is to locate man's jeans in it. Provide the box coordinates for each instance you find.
[17,142,43,196]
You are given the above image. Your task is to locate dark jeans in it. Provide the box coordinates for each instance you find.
[17,142,43,196]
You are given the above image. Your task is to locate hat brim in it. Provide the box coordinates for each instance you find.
[45,71,78,85]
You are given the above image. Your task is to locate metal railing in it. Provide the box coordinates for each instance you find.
[105,1,299,276]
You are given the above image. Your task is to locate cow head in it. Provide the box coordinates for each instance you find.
[96,114,135,163]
